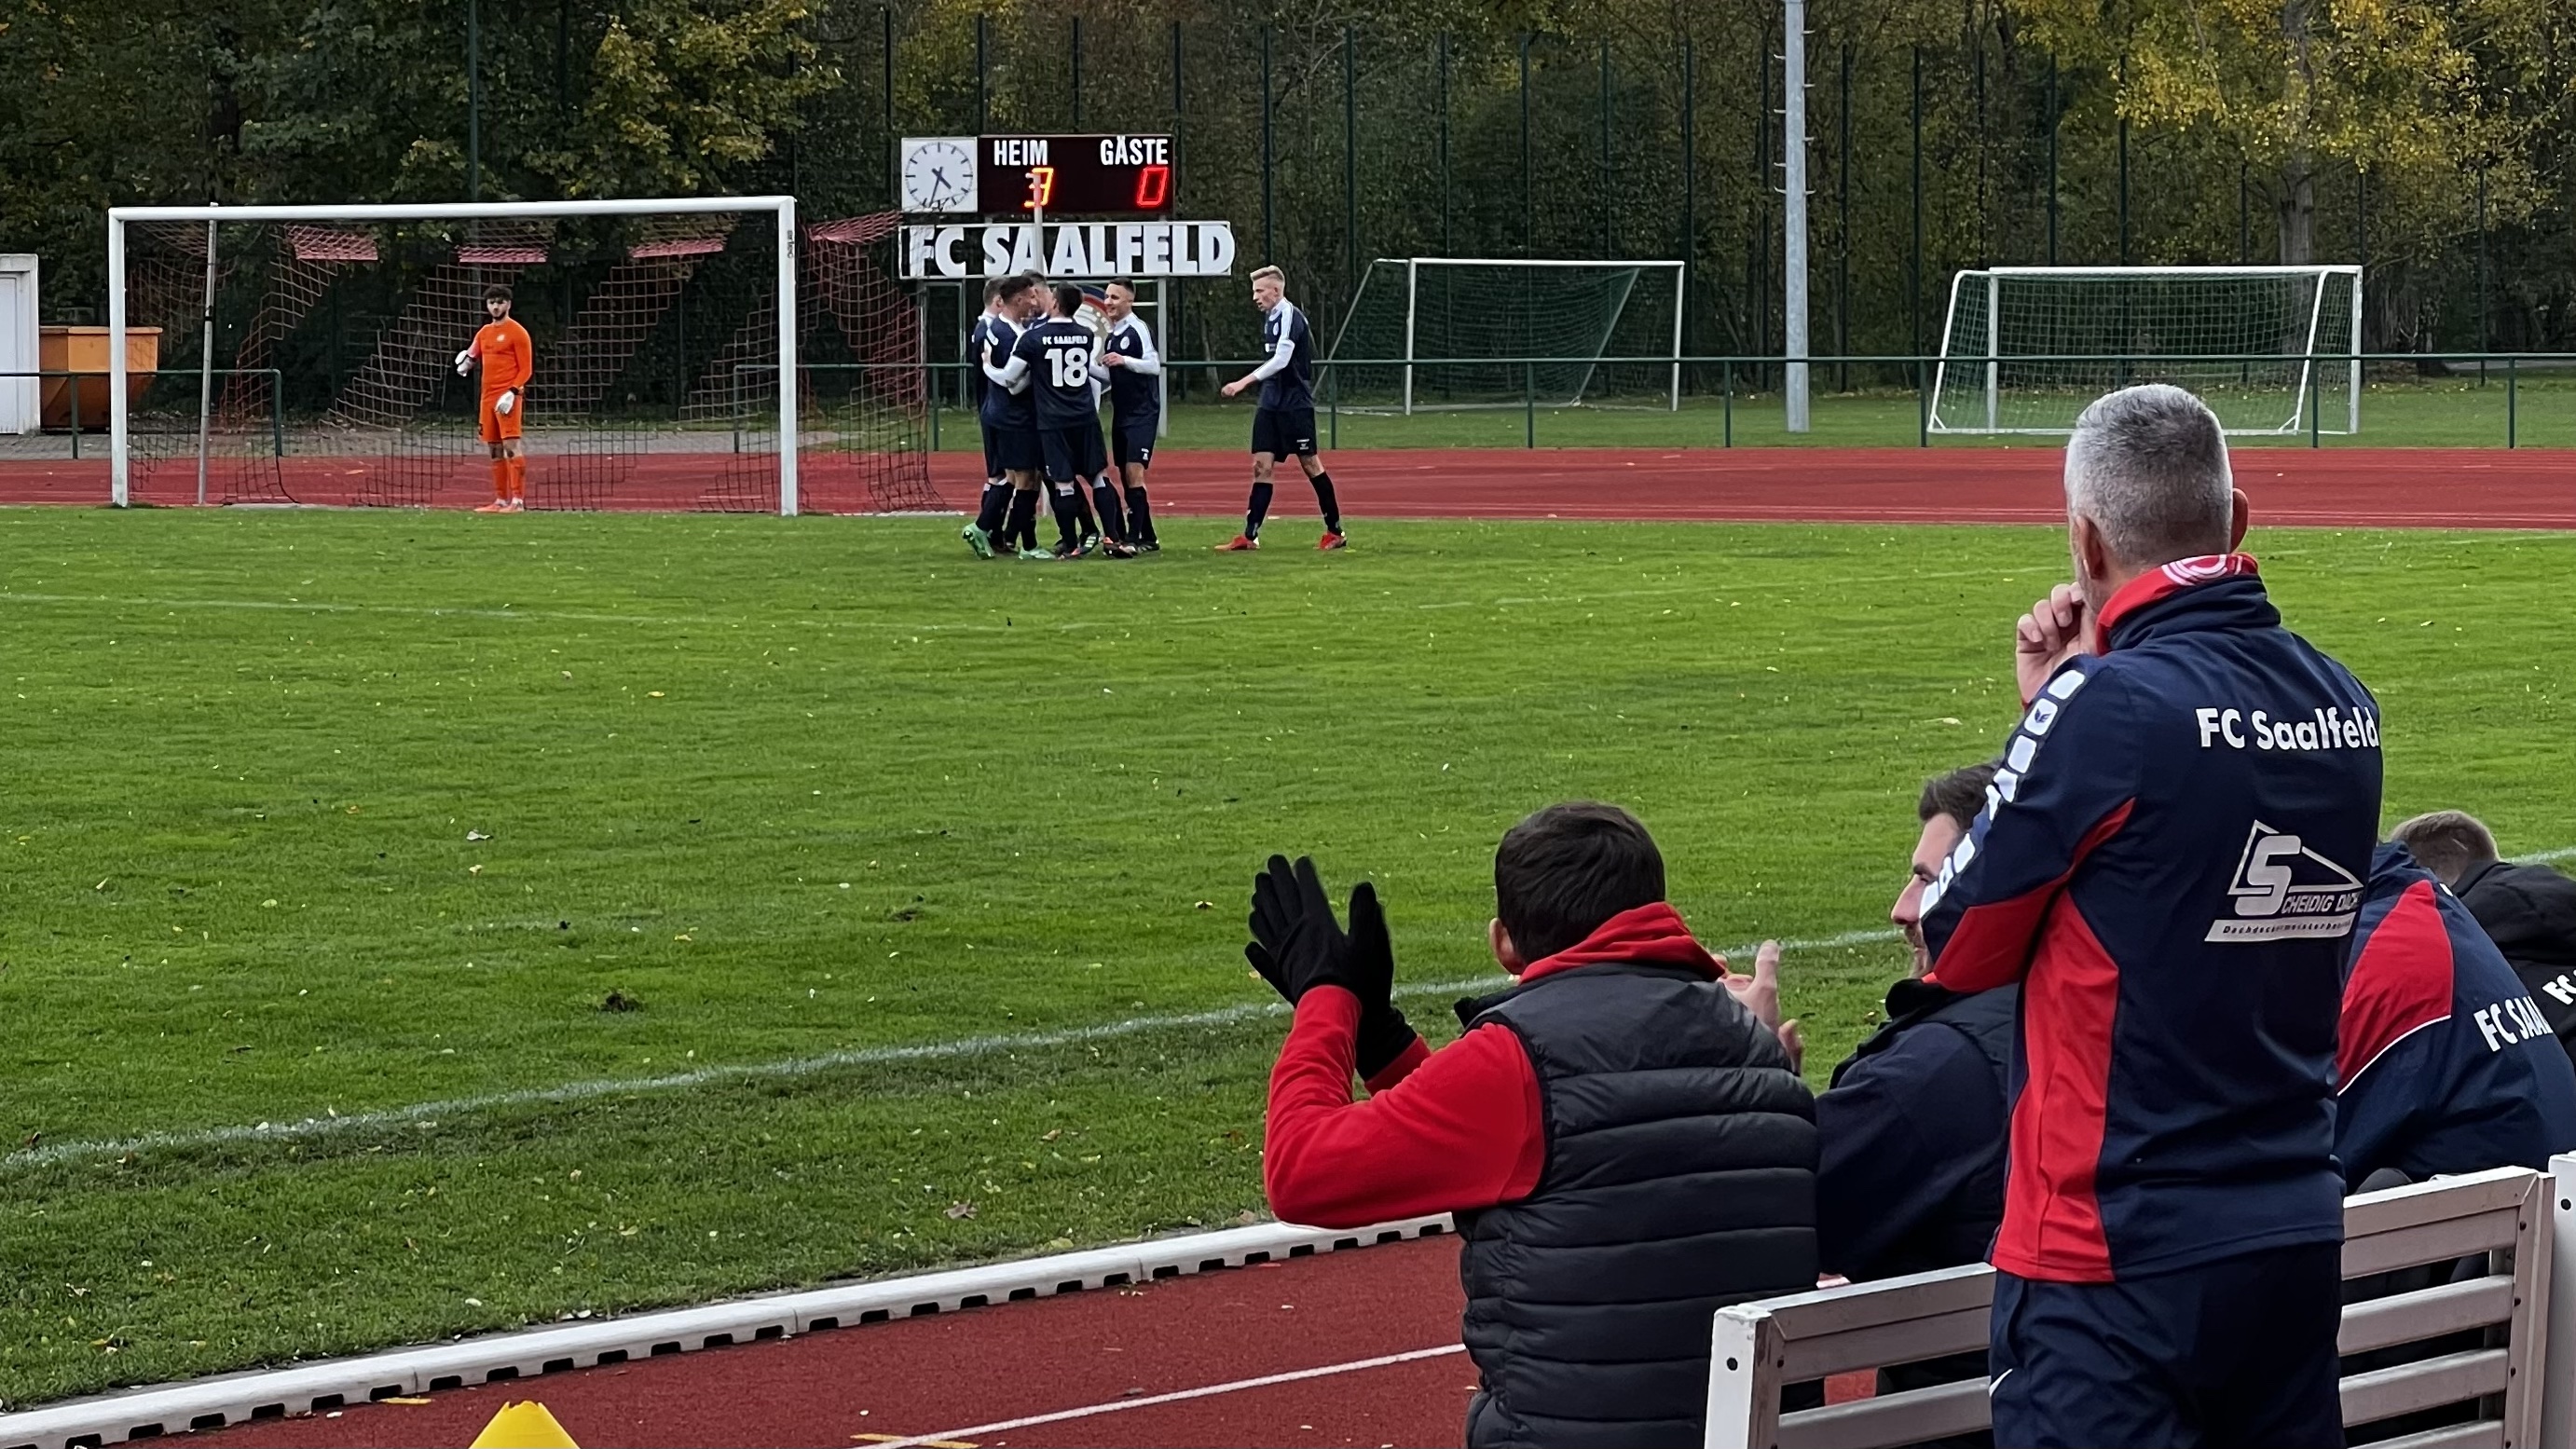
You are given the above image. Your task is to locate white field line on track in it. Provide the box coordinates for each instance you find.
[0,930,1903,1175]
[864,1345,1471,1449]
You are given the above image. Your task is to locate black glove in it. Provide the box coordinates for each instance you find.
[1344,880,1419,1080]
[1245,858,1417,1078]
[1245,854,1359,1002]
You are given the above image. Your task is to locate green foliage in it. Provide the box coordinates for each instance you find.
[0,509,2569,1402]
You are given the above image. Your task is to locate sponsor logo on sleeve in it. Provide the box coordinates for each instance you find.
[2207,821,2364,941]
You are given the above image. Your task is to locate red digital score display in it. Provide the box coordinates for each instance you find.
[978,135,1175,216]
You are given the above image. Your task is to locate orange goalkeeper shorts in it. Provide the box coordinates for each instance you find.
[479,391,524,443]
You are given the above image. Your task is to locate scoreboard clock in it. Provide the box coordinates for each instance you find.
[899,137,979,214]
[977,135,1175,216]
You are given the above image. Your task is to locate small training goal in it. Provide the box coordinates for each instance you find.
[1929,266,2363,436]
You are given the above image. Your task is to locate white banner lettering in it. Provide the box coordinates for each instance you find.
[900,223,1238,280]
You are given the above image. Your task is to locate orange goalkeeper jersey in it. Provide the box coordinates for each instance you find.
[473,318,533,397]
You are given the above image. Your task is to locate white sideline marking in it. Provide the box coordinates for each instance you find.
[864,1345,1470,1449]
[0,590,700,626]
[0,930,1902,1174]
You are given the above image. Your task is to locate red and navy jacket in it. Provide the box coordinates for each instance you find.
[1921,554,2382,1283]
[1262,902,1724,1227]
[2336,843,2576,1188]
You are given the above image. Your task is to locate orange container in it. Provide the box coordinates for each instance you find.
[39,325,160,431]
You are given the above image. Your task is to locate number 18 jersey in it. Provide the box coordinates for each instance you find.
[1010,320,1104,430]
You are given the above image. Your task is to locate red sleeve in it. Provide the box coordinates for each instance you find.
[1262,986,1544,1228]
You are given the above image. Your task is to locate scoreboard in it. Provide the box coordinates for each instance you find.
[980,135,1173,215]
[899,134,1175,217]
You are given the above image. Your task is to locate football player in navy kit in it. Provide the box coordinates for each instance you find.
[1096,279,1162,552]
[984,282,1134,559]
[1219,266,1346,552]
[962,275,1048,560]
[961,277,1039,557]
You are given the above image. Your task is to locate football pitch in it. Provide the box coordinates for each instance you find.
[2,508,2571,1404]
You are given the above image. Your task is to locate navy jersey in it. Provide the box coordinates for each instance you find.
[1921,554,2382,1283]
[1010,319,1105,430]
[1254,299,1314,410]
[969,314,1031,430]
[1103,315,1162,425]
[2335,843,2576,1188]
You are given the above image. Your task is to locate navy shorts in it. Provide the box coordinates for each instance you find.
[1988,1243,2342,1449]
[985,420,1040,475]
[1112,417,1157,470]
[1039,422,1108,485]
[1251,406,1318,458]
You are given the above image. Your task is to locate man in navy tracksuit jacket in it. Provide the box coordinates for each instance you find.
[1920,385,2381,1448]
[2336,842,2576,1187]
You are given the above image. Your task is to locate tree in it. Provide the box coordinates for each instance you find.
[2002,0,2526,264]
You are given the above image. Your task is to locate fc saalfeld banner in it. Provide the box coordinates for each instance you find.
[902,221,1237,280]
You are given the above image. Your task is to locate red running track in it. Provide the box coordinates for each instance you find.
[7,446,2574,527]
[204,1237,1482,1449]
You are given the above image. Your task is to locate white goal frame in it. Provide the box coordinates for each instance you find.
[1929,264,2364,437]
[104,196,802,513]
[1334,257,1686,413]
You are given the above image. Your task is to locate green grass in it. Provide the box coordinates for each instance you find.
[2,510,2571,1404]
[921,374,2576,452]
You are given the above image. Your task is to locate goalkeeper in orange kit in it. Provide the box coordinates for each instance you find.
[455,285,532,513]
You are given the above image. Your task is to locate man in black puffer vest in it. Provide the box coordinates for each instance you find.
[1251,802,1817,1449]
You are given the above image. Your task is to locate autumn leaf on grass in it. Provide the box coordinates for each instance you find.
[943,1201,977,1221]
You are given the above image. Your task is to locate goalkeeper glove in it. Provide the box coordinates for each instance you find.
[454,348,474,376]
[495,390,516,417]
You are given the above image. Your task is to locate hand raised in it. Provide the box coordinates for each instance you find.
[2014,582,2088,703]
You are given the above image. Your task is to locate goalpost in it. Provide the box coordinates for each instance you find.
[1928,266,2364,436]
[103,197,939,514]
[1326,258,1685,413]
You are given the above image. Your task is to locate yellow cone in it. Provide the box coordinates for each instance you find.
[468,1400,581,1449]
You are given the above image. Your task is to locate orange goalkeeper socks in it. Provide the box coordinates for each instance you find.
[508,455,527,501]
[489,458,511,503]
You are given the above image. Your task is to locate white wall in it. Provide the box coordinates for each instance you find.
[0,254,35,434]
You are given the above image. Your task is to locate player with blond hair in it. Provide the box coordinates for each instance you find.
[1219,266,1346,551]
[455,285,532,513]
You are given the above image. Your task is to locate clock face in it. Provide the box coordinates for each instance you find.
[901,138,978,214]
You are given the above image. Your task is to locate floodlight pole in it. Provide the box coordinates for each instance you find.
[1783,0,1811,432]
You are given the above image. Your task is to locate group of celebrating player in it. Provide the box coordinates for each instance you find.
[962,266,1349,559]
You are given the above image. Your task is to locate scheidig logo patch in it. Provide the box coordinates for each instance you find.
[2207,821,2364,942]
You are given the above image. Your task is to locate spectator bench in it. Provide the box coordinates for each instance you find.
[1707,1159,2576,1449]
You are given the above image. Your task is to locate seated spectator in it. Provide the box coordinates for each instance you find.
[2336,841,2576,1186]
[1812,760,2011,1448]
[1817,759,2013,1284]
[2388,810,2576,1062]
[1251,802,1816,1449]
